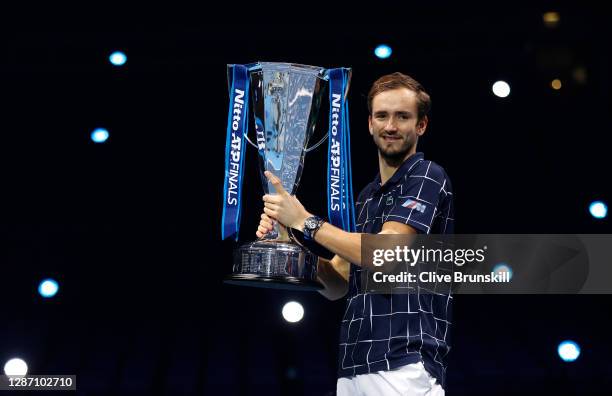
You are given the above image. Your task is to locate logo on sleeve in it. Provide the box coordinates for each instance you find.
[402,198,426,213]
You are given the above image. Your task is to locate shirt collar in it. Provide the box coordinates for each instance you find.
[372,152,425,193]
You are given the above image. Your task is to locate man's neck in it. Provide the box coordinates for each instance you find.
[378,149,416,186]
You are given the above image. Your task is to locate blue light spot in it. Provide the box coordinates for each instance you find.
[91,128,109,143]
[109,51,127,66]
[589,201,607,219]
[38,278,59,298]
[492,262,513,281]
[558,340,580,362]
[374,45,392,59]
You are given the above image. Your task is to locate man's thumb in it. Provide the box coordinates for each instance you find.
[264,171,287,194]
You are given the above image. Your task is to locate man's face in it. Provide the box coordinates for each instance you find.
[369,88,427,162]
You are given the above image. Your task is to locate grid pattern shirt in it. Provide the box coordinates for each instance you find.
[337,152,454,389]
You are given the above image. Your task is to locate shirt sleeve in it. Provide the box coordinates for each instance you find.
[384,161,447,234]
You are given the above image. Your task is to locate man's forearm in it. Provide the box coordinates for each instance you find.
[307,219,417,272]
[313,222,362,266]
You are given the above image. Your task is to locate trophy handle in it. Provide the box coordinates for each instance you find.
[304,133,328,153]
[244,132,328,153]
[243,134,260,150]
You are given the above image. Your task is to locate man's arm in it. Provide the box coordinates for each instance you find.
[262,171,417,272]
[309,220,416,271]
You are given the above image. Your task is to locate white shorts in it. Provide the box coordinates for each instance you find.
[336,361,444,396]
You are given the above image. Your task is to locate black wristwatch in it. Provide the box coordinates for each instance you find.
[302,216,326,241]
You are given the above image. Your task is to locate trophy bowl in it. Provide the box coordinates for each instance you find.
[225,240,322,290]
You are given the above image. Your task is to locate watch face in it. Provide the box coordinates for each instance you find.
[305,218,316,229]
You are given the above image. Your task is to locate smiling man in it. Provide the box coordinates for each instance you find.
[257,72,454,395]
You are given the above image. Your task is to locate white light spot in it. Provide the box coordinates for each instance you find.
[282,301,304,323]
[492,81,511,98]
[4,358,28,376]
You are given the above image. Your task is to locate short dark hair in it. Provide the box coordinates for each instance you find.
[367,72,431,121]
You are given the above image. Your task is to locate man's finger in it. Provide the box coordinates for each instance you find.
[260,219,273,230]
[263,194,282,204]
[263,207,277,218]
[259,218,273,229]
[264,202,279,211]
[264,171,287,195]
[261,213,276,229]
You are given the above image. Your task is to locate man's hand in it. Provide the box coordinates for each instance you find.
[262,171,312,231]
[256,213,280,239]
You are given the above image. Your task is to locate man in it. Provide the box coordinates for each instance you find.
[256,72,454,395]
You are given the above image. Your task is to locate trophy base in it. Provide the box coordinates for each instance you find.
[224,274,323,291]
[225,239,323,291]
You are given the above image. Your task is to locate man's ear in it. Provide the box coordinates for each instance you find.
[368,115,373,135]
[416,115,429,136]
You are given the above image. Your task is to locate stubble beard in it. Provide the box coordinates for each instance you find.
[376,136,415,167]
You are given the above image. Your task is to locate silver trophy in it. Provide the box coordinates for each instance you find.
[225,62,345,290]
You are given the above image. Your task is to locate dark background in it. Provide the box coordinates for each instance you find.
[1,4,611,395]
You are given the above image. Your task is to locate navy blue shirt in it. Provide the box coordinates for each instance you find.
[338,152,454,388]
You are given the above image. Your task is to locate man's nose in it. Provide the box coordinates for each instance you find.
[384,117,398,132]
